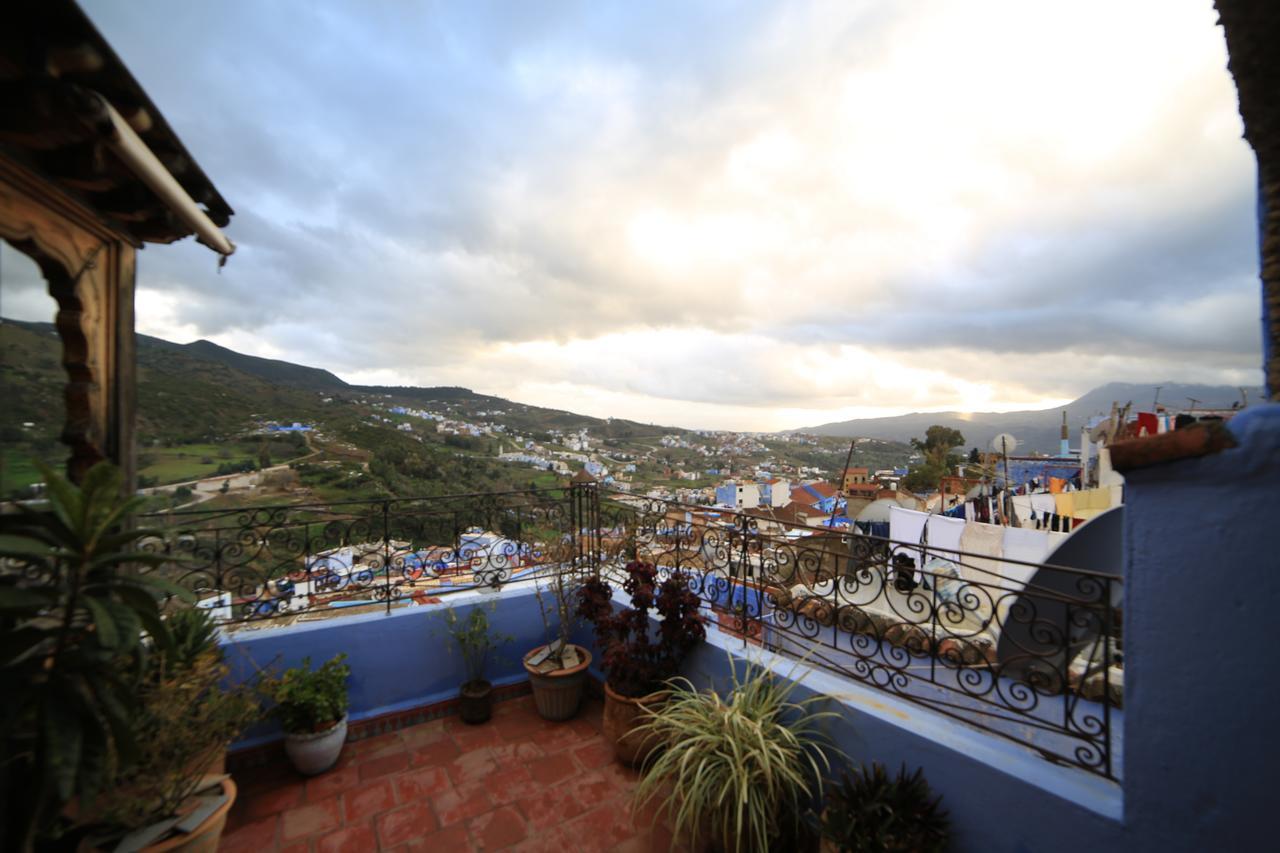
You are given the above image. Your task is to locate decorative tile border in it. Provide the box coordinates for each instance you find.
[228,678,537,772]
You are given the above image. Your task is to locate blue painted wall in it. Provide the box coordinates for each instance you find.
[653,629,1123,853]
[222,586,579,749]
[1118,403,1279,850]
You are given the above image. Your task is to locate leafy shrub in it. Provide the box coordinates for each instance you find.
[443,604,512,687]
[260,654,350,733]
[90,628,259,833]
[575,560,705,697]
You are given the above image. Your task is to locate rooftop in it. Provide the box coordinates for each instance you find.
[222,693,676,853]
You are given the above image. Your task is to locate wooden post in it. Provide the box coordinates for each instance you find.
[0,157,139,489]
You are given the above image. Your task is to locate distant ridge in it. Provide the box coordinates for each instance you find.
[138,334,348,390]
[4,317,1258,448]
[794,382,1261,453]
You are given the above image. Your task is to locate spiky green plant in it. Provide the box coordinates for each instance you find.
[820,762,949,853]
[632,652,842,852]
[0,461,192,850]
[163,606,222,672]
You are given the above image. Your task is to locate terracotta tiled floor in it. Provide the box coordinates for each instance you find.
[219,695,680,852]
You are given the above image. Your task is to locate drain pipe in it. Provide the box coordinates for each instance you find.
[82,90,235,258]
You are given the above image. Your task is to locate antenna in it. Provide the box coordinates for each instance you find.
[1152,385,1162,410]
[989,434,1017,517]
[1186,397,1201,414]
[828,438,857,529]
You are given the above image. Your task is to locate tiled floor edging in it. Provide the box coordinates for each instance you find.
[229,678,542,773]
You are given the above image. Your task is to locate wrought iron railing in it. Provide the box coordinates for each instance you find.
[134,486,595,624]
[593,490,1122,782]
[132,483,1121,779]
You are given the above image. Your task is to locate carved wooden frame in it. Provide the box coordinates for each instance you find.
[0,154,137,487]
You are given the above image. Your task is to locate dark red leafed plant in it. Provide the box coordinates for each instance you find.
[576,561,706,698]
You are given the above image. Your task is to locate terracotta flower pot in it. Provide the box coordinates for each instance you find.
[459,679,493,724]
[523,644,592,721]
[602,682,668,767]
[142,777,237,853]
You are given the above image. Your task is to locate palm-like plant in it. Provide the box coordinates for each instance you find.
[820,762,949,853]
[0,462,190,850]
[632,653,841,852]
[86,607,260,839]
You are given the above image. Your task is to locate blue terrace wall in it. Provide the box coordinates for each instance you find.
[1118,403,1279,850]
[654,626,1124,853]
[222,585,580,749]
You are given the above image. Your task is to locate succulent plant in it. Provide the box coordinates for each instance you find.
[821,762,949,853]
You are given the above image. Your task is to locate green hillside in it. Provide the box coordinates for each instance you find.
[1,317,914,503]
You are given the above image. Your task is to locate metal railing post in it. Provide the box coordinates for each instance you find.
[382,500,391,616]
[1103,575,1114,780]
[738,511,750,648]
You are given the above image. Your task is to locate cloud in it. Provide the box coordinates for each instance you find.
[0,0,1260,431]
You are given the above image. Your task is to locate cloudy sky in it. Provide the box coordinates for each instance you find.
[2,1,1264,430]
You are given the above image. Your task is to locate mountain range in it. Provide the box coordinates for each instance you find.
[4,317,1261,454]
[798,382,1260,453]
[144,332,1257,453]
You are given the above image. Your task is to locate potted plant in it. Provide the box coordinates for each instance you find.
[0,462,203,851]
[259,654,351,775]
[632,653,841,852]
[81,607,260,851]
[819,763,949,853]
[523,569,592,721]
[443,603,512,724]
[575,560,705,765]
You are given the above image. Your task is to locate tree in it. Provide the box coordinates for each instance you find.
[903,465,943,493]
[910,426,965,468]
[905,425,966,493]
[968,447,980,464]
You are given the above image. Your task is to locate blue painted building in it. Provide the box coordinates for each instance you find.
[1002,456,1081,488]
[267,422,313,433]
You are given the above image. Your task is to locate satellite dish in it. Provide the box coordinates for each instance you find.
[990,433,1018,454]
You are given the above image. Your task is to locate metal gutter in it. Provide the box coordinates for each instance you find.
[85,90,235,258]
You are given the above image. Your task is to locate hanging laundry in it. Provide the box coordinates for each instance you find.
[1011,494,1036,526]
[958,522,1004,586]
[889,506,966,581]
[1136,412,1159,437]
[928,513,966,559]
[1001,527,1053,587]
[1031,493,1056,517]
[1053,491,1076,520]
[889,505,928,570]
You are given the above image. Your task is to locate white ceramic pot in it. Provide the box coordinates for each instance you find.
[284,714,348,776]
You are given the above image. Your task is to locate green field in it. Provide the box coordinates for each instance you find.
[137,437,308,486]
[0,447,60,495]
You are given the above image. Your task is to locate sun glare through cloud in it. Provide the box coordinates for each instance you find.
[5,0,1259,432]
